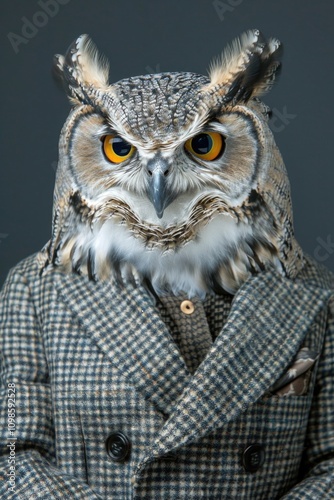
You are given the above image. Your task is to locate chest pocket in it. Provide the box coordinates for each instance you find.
[268,346,319,397]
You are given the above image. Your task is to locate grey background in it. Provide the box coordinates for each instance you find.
[1,0,333,286]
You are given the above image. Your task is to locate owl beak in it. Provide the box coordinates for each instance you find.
[146,156,172,219]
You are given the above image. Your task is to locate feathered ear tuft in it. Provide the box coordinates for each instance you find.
[53,34,109,105]
[206,29,283,104]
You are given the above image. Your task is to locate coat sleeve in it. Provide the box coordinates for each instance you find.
[281,294,334,499]
[0,265,102,499]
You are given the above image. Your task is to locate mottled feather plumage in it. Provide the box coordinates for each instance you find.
[41,30,304,297]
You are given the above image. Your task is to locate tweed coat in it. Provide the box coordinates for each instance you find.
[0,251,333,499]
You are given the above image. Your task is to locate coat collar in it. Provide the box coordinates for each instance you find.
[53,265,331,459]
[53,270,190,418]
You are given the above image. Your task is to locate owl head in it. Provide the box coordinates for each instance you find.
[42,30,304,297]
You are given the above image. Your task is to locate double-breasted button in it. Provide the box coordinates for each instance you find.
[105,432,131,462]
[242,444,265,472]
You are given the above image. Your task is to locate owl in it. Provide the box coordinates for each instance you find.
[41,29,304,298]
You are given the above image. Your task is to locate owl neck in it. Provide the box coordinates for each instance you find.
[45,210,293,298]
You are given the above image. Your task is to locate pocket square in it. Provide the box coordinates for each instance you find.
[269,347,319,397]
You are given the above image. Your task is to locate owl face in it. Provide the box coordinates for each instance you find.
[43,30,303,297]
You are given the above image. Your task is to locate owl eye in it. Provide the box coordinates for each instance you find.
[185,132,225,161]
[102,135,135,164]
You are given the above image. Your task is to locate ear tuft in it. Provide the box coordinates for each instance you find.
[64,34,109,88]
[53,34,109,105]
[206,29,283,104]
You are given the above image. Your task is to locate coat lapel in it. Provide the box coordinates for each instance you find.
[140,270,331,460]
[53,271,191,417]
[53,266,331,462]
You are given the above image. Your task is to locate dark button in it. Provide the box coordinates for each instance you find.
[242,444,265,472]
[105,432,131,462]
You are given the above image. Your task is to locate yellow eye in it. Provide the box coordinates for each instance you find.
[185,132,225,161]
[103,135,135,164]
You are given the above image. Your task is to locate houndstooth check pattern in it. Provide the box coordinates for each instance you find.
[0,252,333,499]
